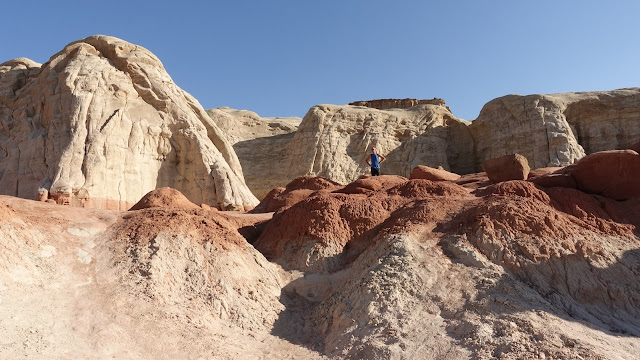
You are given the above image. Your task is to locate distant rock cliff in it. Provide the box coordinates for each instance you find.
[349,98,450,111]
[469,89,640,171]
[0,36,258,210]
[216,90,640,199]
[207,107,301,199]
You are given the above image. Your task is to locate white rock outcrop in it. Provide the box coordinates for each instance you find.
[0,35,258,210]
[284,103,474,185]
[469,88,640,170]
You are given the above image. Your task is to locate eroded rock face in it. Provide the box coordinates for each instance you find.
[410,165,460,181]
[349,97,448,110]
[208,107,301,200]
[0,35,258,210]
[285,103,475,186]
[470,88,640,171]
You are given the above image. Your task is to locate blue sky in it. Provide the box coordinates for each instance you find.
[2,1,639,120]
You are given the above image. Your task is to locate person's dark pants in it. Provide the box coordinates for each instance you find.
[371,167,380,176]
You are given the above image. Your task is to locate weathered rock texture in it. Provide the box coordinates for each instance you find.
[285,103,475,186]
[470,88,640,171]
[207,107,301,199]
[213,89,640,201]
[0,35,258,210]
[349,97,449,110]
[410,165,461,181]
[482,153,530,184]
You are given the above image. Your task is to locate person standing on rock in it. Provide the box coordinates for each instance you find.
[365,147,386,176]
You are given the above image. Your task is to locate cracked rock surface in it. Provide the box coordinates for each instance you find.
[0,35,258,210]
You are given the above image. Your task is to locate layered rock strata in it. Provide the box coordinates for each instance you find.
[285,103,475,185]
[349,97,449,110]
[470,88,640,170]
[0,36,257,210]
[208,107,301,199]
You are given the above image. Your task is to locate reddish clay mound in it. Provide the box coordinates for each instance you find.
[336,175,407,195]
[488,180,551,205]
[629,139,640,153]
[252,176,342,213]
[456,196,606,268]
[129,187,200,211]
[255,176,469,273]
[284,175,342,191]
[114,207,247,247]
[386,179,469,199]
[254,192,391,272]
[530,150,640,200]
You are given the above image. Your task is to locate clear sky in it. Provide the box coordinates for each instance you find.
[2,1,639,120]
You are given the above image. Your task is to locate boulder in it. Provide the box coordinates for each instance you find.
[568,150,640,200]
[410,165,460,181]
[0,36,258,210]
[482,154,530,184]
[208,107,301,200]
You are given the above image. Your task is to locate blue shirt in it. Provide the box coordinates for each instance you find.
[370,154,380,168]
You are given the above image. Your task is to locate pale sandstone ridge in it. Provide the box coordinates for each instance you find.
[0,35,258,210]
[207,107,301,199]
[214,90,640,200]
[285,103,474,186]
[469,88,640,170]
[349,97,449,111]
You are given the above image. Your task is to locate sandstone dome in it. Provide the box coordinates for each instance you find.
[0,35,258,210]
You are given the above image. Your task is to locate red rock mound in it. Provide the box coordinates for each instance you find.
[482,153,530,183]
[115,207,246,246]
[569,150,640,200]
[488,180,551,205]
[251,176,342,213]
[129,187,200,211]
[336,175,407,194]
[387,179,469,198]
[629,139,640,153]
[254,176,468,273]
[410,165,460,181]
[530,150,640,201]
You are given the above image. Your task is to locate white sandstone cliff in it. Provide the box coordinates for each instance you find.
[0,35,258,210]
[285,103,474,185]
[469,88,640,170]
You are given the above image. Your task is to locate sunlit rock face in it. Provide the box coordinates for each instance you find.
[0,35,258,210]
[469,88,640,171]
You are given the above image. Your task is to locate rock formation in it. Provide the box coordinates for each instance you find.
[2,144,640,358]
[284,103,475,186]
[211,89,639,201]
[207,107,301,199]
[410,165,461,181]
[0,36,258,210]
[469,88,640,170]
[482,153,530,183]
[349,97,450,111]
